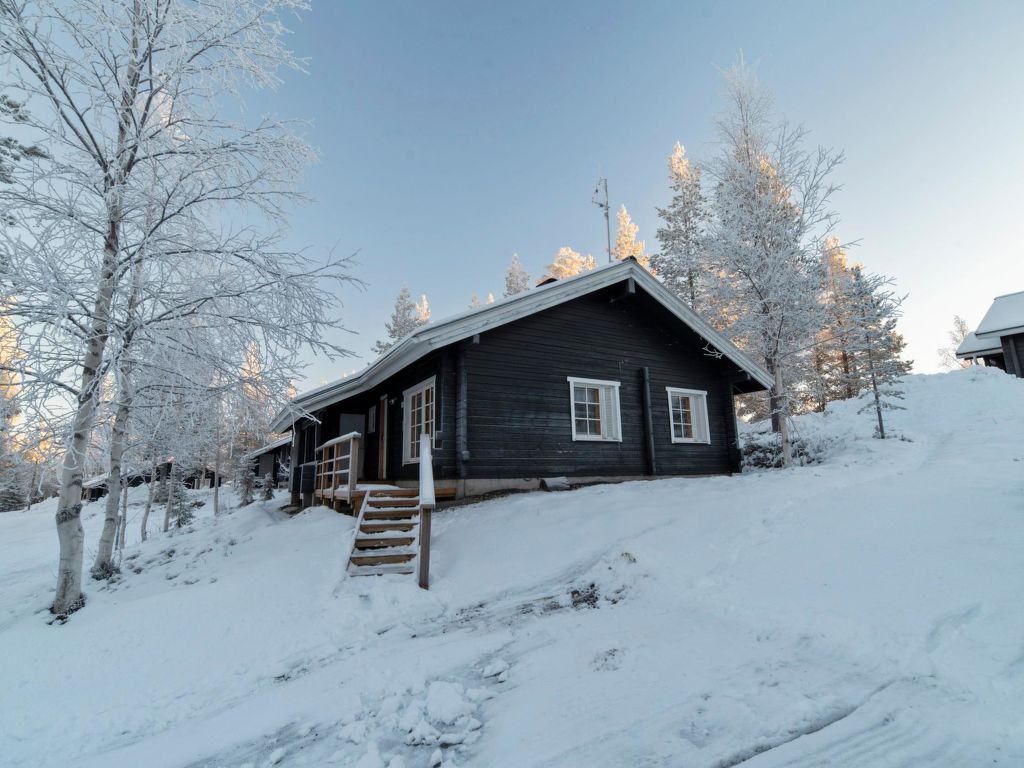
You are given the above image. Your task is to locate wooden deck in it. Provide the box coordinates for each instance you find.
[314,482,456,512]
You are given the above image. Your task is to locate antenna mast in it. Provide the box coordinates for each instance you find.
[592,177,611,263]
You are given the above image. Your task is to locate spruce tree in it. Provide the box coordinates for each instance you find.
[168,470,193,528]
[504,254,531,297]
[613,205,652,271]
[654,143,710,310]
[845,267,912,439]
[372,286,429,355]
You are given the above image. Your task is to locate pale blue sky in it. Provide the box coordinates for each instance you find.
[257,0,1024,387]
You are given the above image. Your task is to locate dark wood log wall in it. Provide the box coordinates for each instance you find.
[297,284,754,483]
[459,288,744,478]
[1000,333,1024,378]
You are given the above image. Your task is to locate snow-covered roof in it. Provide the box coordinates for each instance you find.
[243,435,292,460]
[955,332,1002,359]
[82,473,107,489]
[975,290,1024,338]
[271,259,774,433]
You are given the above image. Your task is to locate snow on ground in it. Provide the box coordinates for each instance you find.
[2,368,1024,767]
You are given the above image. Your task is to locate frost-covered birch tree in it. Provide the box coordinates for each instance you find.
[654,143,710,310]
[704,60,841,466]
[0,0,352,614]
[504,253,531,297]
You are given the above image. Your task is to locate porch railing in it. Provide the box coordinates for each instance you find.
[418,432,435,589]
[314,432,361,500]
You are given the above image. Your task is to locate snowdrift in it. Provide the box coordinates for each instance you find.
[2,368,1023,767]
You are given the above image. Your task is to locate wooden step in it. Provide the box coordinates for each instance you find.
[368,488,418,497]
[354,536,415,549]
[360,521,417,534]
[367,497,419,508]
[348,563,416,576]
[364,512,419,524]
[350,549,417,566]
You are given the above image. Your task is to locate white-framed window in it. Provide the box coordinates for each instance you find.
[402,376,436,464]
[568,377,622,442]
[666,387,710,444]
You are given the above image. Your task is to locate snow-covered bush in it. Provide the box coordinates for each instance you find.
[740,430,830,469]
[262,473,274,502]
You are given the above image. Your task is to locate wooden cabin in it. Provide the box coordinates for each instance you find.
[245,436,292,485]
[957,291,1024,375]
[273,259,771,512]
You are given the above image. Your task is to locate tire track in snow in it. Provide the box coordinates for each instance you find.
[726,679,1007,768]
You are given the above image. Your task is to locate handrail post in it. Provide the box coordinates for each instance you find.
[348,434,360,497]
[418,432,435,589]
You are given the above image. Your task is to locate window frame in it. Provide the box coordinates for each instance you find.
[567,376,622,442]
[666,386,710,444]
[402,376,437,465]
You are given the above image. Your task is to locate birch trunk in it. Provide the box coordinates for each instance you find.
[93,388,130,573]
[52,226,119,613]
[139,458,157,542]
[213,446,221,517]
[774,365,793,467]
[163,472,174,533]
[117,476,129,550]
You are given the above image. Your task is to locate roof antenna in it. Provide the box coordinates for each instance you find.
[592,177,611,264]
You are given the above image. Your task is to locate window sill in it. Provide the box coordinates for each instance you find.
[670,438,711,445]
[571,435,622,443]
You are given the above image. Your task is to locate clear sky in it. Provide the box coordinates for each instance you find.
[255,0,1024,388]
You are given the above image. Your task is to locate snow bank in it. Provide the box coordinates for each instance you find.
[2,369,1023,766]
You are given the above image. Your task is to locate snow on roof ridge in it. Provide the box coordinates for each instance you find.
[289,260,633,405]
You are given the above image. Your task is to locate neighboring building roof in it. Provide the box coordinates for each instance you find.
[956,332,1002,359]
[271,259,774,433]
[244,435,292,461]
[975,290,1024,338]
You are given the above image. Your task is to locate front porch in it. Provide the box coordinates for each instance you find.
[301,432,456,514]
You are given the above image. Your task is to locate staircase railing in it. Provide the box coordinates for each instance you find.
[418,432,435,589]
[315,431,361,502]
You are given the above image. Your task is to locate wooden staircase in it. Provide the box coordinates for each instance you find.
[346,433,437,587]
[347,489,423,576]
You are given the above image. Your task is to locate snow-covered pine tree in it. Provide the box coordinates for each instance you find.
[504,254,531,297]
[543,247,597,281]
[373,286,429,355]
[416,294,431,325]
[804,238,860,412]
[937,315,972,371]
[237,462,255,507]
[166,468,193,529]
[704,60,841,465]
[262,473,274,501]
[0,403,23,512]
[845,267,912,439]
[654,143,711,310]
[613,205,652,271]
[0,97,45,189]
